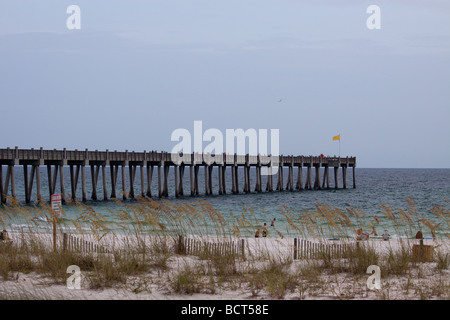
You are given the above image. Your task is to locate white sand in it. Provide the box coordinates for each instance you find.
[1,231,449,300]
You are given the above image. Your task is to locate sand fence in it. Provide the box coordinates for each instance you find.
[4,228,447,263]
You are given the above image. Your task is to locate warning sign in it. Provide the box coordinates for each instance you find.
[51,194,62,218]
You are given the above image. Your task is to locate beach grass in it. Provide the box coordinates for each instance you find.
[0,196,449,300]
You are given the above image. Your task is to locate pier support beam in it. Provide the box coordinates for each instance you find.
[353,166,356,189]
[258,166,263,192]
[162,154,169,197]
[231,165,236,194]
[59,163,65,203]
[91,165,100,200]
[342,166,347,189]
[70,165,80,201]
[334,166,339,189]
[1,165,17,204]
[305,166,313,190]
[296,165,303,190]
[286,163,294,191]
[208,165,213,195]
[81,165,87,202]
[23,164,37,204]
[179,165,185,196]
[190,165,194,196]
[174,165,179,197]
[102,165,108,200]
[194,165,200,195]
[121,164,127,200]
[235,166,239,194]
[221,166,226,194]
[10,165,16,200]
[47,164,58,202]
[277,157,284,191]
[255,165,262,193]
[322,166,330,189]
[218,165,223,195]
[35,165,41,203]
[163,164,169,197]
[140,165,145,197]
[204,166,209,195]
[285,166,290,191]
[110,165,118,199]
[22,164,40,203]
[128,165,136,199]
[244,164,250,194]
[23,165,29,203]
[314,165,321,190]
[158,164,162,198]
[147,165,153,197]
[266,164,273,192]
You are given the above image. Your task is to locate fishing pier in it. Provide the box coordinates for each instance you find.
[0,147,356,204]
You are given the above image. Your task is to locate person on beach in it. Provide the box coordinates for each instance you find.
[0,229,10,241]
[381,230,390,241]
[371,226,378,237]
[356,228,369,241]
[255,229,260,238]
[271,218,276,227]
[262,223,268,238]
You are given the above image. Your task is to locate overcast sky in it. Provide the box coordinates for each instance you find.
[0,0,449,168]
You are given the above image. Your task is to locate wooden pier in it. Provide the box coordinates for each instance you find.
[0,147,356,204]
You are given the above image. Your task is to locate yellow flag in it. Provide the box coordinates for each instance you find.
[333,134,340,141]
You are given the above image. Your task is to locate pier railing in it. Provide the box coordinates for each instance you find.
[0,147,356,166]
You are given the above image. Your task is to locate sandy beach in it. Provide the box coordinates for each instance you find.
[1,230,448,300]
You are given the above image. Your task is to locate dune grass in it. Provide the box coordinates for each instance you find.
[0,196,448,300]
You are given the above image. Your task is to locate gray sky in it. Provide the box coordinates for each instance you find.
[0,0,449,168]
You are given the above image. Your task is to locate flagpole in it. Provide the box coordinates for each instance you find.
[333,134,341,157]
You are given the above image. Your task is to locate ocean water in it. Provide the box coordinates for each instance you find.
[1,167,449,238]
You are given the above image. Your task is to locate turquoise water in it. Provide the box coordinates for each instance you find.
[1,167,449,238]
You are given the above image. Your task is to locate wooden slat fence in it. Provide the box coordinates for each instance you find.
[177,236,245,258]
[293,238,355,260]
[63,233,110,254]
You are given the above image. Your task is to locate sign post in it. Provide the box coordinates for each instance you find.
[51,194,62,252]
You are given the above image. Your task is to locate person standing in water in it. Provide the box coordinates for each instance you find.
[262,223,268,237]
